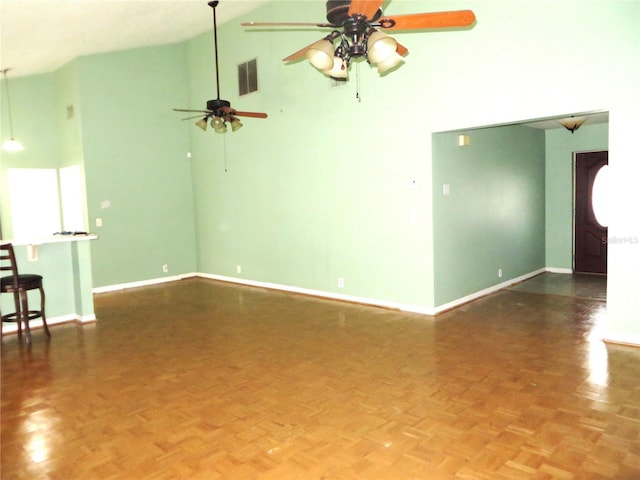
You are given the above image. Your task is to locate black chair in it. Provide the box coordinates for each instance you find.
[1,243,50,343]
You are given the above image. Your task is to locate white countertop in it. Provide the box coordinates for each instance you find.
[1,233,98,246]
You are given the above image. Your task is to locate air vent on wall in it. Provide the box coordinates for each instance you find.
[238,59,258,96]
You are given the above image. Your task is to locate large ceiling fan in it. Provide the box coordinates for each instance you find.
[174,1,267,133]
[243,0,476,77]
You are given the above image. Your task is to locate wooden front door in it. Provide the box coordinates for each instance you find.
[574,151,608,274]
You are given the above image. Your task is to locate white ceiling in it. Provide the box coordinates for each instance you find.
[0,0,269,78]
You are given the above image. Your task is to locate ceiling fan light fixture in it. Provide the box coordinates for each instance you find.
[376,51,404,74]
[195,118,208,131]
[367,30,398,64]
[211,115,227,133]
[306,38,336,71]
[323,57,348,78]
[174,2,267,132]
[230,118,243,132]
[245,3,477,82]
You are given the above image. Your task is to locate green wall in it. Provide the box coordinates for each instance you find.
[186,0,435,307]
[77,44,197,287]
[54,62,85,169]
[545,123,609,270]
[432,125,545,306]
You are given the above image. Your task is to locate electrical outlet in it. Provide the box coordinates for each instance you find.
[236,265,242,274]
[96,217,103,227]
[162,264,169,273]
[498,268,503,278]
[338,277,345,288]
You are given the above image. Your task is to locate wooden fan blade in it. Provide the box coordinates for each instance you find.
[173,108,210,113]
[283,41,317,62]
[232,111,268,119]
[379,10,476,31]
[220,106,268,119]
[348,0,383,21]
[396,42,408,57]
[181,114,209,121]
[242,21,335,28]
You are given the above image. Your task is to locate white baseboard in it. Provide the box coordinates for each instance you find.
[430,268,547,315]
[1,313,96,335]
[546,267,573,274]
[87,266,585,321]
[199,273,434,315]
[92,273,197,294]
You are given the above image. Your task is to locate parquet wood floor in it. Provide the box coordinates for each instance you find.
[2,278,639,479]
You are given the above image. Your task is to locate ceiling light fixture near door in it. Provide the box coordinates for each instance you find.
[559,116,587,134]
[1,68,25,152]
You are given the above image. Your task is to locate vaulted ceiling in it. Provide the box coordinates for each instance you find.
[0,0,268,77]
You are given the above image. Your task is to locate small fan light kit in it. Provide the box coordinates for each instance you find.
[243,0,476,78]
[174,1,267,133]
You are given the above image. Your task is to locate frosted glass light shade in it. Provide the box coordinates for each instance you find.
[195,118,208,131]
[2,138,25,152]
[306,39,335,71]
[211,116,225,128]
[377,51,403,73]
[367,30,398,64]
[210,116,227,133]
[559,116,587,133]
[230,118,243,132]
[323,57,348,78]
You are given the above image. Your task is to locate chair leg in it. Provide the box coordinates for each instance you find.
[12,291,22,337]
[39,286,50,337]
[19,291,31,344]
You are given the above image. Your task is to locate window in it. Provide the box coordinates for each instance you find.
[8,168,61,239]
[238,59,258,96]
[7,166,85,240]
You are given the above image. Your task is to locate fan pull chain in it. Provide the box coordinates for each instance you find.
[355,62,361,103]
[223,133,228,172]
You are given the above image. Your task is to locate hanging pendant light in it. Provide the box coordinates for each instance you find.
[1,68,25,152]
[559,116,587,134]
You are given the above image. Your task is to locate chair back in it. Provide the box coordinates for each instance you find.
[0,243,20,288]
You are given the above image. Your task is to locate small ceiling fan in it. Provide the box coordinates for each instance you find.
[243,0,476,77]
[174,1,267,133]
